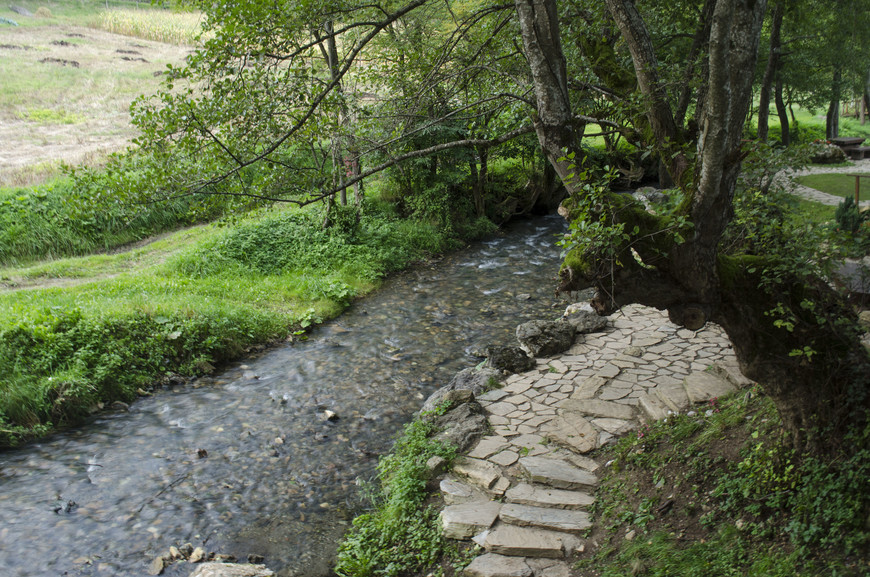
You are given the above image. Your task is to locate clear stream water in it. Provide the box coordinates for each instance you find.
[0,215,568,577]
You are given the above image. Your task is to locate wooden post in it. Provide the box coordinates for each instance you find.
[856,175,860,206]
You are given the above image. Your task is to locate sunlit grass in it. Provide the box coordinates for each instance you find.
[96,8,206,45]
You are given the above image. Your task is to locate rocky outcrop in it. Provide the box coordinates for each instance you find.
[515,320,576,357]
[486,346,536,374]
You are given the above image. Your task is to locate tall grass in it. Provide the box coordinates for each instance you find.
[97,8,205,45]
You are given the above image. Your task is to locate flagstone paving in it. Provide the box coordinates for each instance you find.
[437,304,753,577]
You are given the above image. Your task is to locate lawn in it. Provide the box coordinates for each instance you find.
[796,173,870,202]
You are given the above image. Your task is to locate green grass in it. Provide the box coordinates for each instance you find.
[759,104,870,144]
[0,200,460,446]
[335,409,458,577]
[796,173,870,202]
[587,391,870,576]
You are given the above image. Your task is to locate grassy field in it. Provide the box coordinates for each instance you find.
[796,173,870,202]
[0,1,197,187]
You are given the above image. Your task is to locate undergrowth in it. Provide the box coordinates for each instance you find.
[334,408,457,577]
[585,389,870,576]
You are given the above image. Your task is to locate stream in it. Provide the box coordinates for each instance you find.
[0,215,568,577]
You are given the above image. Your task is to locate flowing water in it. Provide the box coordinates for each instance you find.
[0,215,568,577]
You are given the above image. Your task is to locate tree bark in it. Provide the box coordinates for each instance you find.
[827,69,842,140]
[757,0,784,143]
[775,77,790,146]
[515,0,584,191]
[604,0,689,185]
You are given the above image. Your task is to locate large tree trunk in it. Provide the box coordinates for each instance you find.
[515,0,870,453]
[515,0,584,190]
[757,0,784,143]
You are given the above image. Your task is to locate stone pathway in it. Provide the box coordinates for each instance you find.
[438,304,753,577]
[776,157,870,207]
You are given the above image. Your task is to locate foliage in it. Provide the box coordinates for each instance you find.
[334,412,456,577]
[590,390,870,576]
[835,195,866,235]
[0,178,198,266]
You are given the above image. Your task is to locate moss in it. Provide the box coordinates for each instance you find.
[716,254,768,289]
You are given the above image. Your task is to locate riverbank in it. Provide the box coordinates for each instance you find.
[0,202,473,447]
[334,302,743,577]
[335,299,870,577]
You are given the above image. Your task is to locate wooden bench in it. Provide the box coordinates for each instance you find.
[847,146,870,160]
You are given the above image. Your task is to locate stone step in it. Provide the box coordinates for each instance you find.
[482,523,565,559]
[453,457,503,490]
[441,476,490,505]
[461,554,571,577]
[504,483,594,510]
[499,503,592,534]
[462,553,532,577]
[518,456,598,490]
[710,360,754,388]
[441,501,502,540]
[683,370,737,404]
[558,398,635,420]
[636,392,669,422]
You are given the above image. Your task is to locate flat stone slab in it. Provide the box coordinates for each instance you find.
[559,398,635,420]
[463,553,532,577]
[519,456,598,490]
[571,376,607,399]
[441,501,503,539]
[590,418,634,435]
[543,415,598,453]
[188,564,274,577]
[526,559,570,577]
[441,476,490,505]
[505,483,594,510]
[483,523,564,558]
[453,457,502,490]
[500,503,592,533]
[469,436,511,459]
[489,450,520,467]
[637,392,670,421]
[684,371,737,404]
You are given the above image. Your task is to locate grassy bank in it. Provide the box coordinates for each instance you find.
[582,390,870,576]
[0,200,465,446]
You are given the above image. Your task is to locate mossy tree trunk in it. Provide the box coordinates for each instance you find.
[517,0,870,452]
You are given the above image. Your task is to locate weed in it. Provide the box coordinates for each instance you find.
[334,416,456,577]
